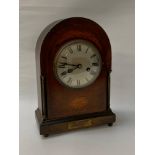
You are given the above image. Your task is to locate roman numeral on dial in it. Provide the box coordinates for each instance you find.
[77,44,81,51]
[67,77,72,84]
[77,80,80,86]
[92,62,99,66]
[61,56,67,59]
[90,54,96,58]
[85,47,89,53]
[68,47,73,54]
[61,71,67,76]
[58,62,66,68]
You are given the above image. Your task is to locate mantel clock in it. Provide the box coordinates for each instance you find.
[35,17,116,137]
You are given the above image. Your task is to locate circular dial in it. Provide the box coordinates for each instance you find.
[54,40,102,88]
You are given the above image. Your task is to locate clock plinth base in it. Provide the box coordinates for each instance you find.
[35,108,116,136]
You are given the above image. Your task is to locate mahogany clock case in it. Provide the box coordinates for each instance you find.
[35,17,116,136]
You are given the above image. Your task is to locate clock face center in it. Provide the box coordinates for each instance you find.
[69,57,90,71]
[78,64,82,69]
[54,39,102,88]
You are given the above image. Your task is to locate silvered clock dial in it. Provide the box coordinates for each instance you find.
[54,40,102,88]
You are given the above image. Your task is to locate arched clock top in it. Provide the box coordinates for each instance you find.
[35,17,112,76]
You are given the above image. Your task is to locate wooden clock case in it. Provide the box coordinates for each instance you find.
[35,17,116,136]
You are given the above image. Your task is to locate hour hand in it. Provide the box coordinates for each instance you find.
[59,62,77,67]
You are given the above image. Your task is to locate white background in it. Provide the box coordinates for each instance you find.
[19,0,134,155]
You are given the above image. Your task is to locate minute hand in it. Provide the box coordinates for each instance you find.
[59,62,77,67]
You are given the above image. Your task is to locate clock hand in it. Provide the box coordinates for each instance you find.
[67,64,82,73]
[59,62,77,67]
[67,67,78,73]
